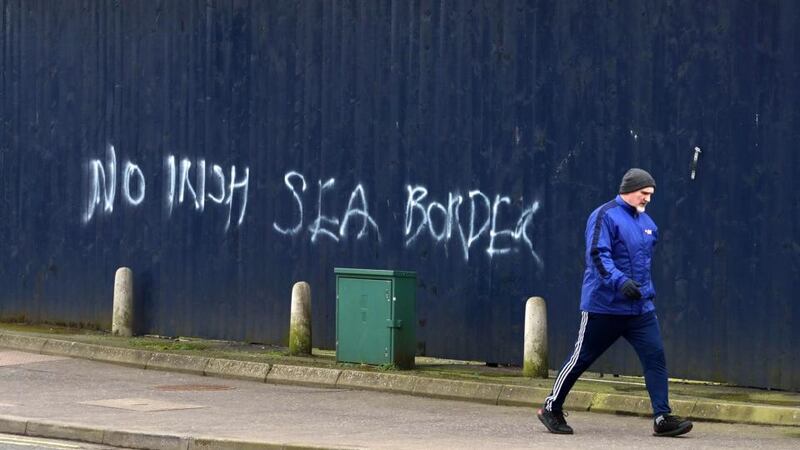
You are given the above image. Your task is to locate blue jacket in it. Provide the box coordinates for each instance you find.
[580,195,658,315]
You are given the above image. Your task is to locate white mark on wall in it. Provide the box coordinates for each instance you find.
[403,185,544,267]
[225,166,249,230]
[85,146,248,230]
[84,144,150,222]
[514,201,543,267]
[163,155,249,230]
[122,161,145,206]
[165,156,176,215]
[339,184,381,241]
[487,195,513,257]
[208,165,226,203]
[84,144,118,223]
[447,193,466,259]
[273,171,307,236]
[426,200,449,241]
[171,158,208,212]
[178,159,199,210]
[273,171,382,244]
[196,159,206,211]
[690,146,702,180]
[467,190,491,251]
[308,178,340,243]
[404,186,429,246]
[84,155,542,263]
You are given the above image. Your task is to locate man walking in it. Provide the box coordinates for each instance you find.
[537,168,693,437]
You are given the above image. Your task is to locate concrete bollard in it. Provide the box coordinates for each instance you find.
[112,267,134,337]
[288,281,312,356]
[523,296,548,378]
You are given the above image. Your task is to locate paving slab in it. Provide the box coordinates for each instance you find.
[0,350,66,367]
[1,328,798,430]
[0,354,797,449]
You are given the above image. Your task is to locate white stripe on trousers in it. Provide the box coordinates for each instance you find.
[545,311,589,411]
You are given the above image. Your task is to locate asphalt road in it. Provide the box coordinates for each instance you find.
[0,350,797,449]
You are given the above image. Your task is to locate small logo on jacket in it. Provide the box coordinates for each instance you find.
[644,229,653,235]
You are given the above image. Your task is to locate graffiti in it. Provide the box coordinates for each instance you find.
[273,171,381,243]
[308,178,339,243]
[403,185,542,266]
[272,171,307,236]
[339,184,380,241]
[84,150,541,265]
[164,156,249,230]
[84,145,249,230]
[84,144,140,223]
[122,162,146,206]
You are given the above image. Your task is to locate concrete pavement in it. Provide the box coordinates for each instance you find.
[0,348,798,449]
[1,328,798,427]
[0,325,799,449]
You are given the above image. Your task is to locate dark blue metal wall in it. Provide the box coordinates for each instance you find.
[1,0,798,390]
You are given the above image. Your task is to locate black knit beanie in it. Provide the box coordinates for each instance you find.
[619,168,656,194]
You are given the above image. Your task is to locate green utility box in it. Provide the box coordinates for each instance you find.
[335,268,416,369]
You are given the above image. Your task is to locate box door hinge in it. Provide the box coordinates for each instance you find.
[386,319,403,329]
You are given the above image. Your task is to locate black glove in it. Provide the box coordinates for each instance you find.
[621,279,642,300]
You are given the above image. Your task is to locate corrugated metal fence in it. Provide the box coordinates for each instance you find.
[1,0,798,390]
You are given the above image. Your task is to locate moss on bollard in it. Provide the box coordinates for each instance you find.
[523,355,549,378]
[288,329,311,356]
[288,281,312,356]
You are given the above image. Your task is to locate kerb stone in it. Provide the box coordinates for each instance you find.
[266,364,341,387]
[205,358,270,382]
[103,430,189,450]
[147,353,209,375]
[413,378,502,404]
[497,385,550,407]
[26,421,104,444]
[336,370,416,394]
[0,333,47,353]
[0,415,27,434]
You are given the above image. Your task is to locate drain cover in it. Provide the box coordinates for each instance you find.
[154,384,234,391]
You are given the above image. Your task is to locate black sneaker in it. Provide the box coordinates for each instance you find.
[653,414,693,437]
[537,408,574,434]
